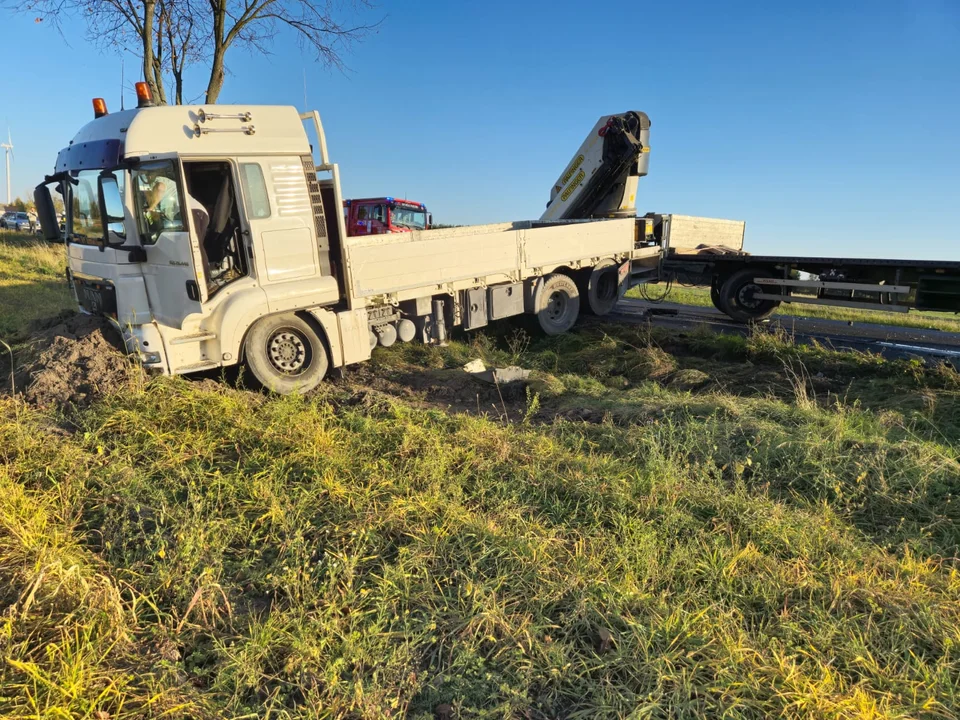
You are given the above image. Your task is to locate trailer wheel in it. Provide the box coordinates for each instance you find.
[533,273,580,335]
[581,260,620,316]
[710,280,729,314]
[719,269,780,323]
[244,313,329,394]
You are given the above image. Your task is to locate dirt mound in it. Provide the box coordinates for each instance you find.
[4,314,141,410]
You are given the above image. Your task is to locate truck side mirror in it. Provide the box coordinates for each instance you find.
[97,173,126,246]
[428,214,433,228]
[33,183,62,243]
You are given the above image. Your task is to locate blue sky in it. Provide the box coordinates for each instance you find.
[1,0,958,258]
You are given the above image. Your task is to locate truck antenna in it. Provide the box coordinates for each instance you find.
[120,58,125,111]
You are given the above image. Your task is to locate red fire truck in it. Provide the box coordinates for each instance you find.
[343,197,432,236]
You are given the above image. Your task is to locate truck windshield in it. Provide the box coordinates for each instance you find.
[391,206,427,230]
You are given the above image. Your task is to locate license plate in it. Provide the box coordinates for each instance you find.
[74,278,117,315]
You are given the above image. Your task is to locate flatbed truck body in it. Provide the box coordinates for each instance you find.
[35,92,652,392]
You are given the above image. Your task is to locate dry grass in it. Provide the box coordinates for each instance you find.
[0,232,73,338]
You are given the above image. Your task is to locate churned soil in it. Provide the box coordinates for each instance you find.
[1,314,141,410]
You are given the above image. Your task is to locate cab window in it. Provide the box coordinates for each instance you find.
[240,163,271,219]
[70,170,106,241]
[132,161,185,244]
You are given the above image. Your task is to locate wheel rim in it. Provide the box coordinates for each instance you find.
[736,282,765,310]
[267,327,311,375]
[547,290,568,322]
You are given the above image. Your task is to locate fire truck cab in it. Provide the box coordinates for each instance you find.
[344,197,431,236]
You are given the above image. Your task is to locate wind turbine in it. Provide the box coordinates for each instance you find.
[0,130,12,206]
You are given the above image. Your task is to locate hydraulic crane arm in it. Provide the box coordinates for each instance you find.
[540,111,650,222]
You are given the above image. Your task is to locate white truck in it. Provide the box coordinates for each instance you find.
[35,85,656,392]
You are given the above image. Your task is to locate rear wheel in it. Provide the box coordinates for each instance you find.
[718,268,780,323]
[244,313,329,394]
[710,280,728,313]
[581,260,620,316]
[533,273,580,335]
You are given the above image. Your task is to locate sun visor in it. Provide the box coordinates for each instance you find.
[55,139,123,173]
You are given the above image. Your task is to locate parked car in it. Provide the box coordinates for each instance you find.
[0,211,33,231]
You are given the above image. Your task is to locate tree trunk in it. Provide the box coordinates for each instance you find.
[142,0,158,100]
[205,47,225,104]
[204,0,227,104]
[141,0,168,104]
[174,69,184,105]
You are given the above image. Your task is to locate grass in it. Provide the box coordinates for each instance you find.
[1,232,960,718]
[0,231,73,338]
[627,284,960,333]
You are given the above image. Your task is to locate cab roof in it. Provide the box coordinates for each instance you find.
[55,105,312,173]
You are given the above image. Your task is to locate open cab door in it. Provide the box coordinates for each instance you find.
[131,156,208,328]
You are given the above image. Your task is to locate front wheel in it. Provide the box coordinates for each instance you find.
[718,268,780,323]
[244,313,329,394]
[533,273,580,335]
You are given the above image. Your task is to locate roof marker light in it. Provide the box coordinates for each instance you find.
[135,82,154,108]
[92,98,108,118]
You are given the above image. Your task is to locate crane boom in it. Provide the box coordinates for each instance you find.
[540,111,650,222]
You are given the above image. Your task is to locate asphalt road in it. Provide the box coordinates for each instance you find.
[609,298,960,366]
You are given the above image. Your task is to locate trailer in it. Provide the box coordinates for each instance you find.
[641,252,960,324]
[628,214,960,324]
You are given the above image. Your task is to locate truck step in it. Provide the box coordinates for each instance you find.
[175,360,220,375]
[170,332,218,345]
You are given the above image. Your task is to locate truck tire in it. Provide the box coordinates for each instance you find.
[533,273,580,335]
[244,313,329,394]
[581,260,620,316]
[710,280,729,314]
[718,268,780,323]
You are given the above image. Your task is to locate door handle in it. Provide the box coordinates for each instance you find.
[185,280,200,301]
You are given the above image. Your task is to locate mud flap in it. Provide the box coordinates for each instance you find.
[617,260,630,299]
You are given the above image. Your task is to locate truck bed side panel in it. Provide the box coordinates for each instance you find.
[523,219,635,269]
[345,219,636,300]
[347,229,522,297]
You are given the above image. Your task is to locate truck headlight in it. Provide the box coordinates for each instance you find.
[140,351,162,364]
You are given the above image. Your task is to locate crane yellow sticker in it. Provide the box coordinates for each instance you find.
[561,154,584,186]
[561,169,585,202]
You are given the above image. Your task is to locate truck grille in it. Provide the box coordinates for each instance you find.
[301,155,327,239]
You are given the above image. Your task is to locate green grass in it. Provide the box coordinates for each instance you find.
[0,231,73,338]
[627,284,960,333]
[2,232,960,718]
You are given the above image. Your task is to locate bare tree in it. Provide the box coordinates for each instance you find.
[12,0,379,105]
[12,0,195,103]
[160,0,200,104]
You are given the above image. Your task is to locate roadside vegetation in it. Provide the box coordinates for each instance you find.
[2,231,959,718]
[628,284,960,333]
[0,231,72,337]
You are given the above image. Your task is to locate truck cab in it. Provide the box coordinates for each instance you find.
[34,86,373,393]
[344,197,430,236]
